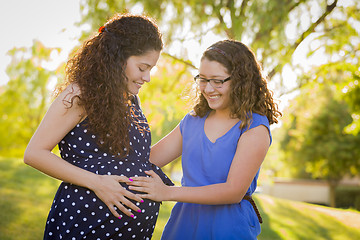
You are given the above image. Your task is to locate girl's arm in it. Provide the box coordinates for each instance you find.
[129,125,270,204]
[24,84,143,218]
[149,124,182,167]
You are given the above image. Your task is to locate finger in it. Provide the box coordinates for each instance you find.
[128,176,150,182]
[107,204,122,219]
[136,193,150,199]
[113,201,135,218]
[144,170,157,177]
[128,185,147,193]
[118,197,143,215]
[121,187,144,203]
[127,180,146,187]
[115,175,133,183]
[144,170,162,181]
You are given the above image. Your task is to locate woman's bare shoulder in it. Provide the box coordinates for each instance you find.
[61,83,81,99]
[54,83,85,119]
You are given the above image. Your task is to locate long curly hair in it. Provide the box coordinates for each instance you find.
[193,40,281,129]
[57,13,163,156]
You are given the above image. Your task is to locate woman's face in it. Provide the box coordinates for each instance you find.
[125,50,160,95]
[198,58,231,112]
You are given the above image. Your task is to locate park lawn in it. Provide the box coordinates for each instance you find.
[1,157,360,240]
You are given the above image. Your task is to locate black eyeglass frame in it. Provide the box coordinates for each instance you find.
[193,74,231,88]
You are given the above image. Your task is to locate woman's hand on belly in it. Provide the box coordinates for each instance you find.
[91,174,144,219]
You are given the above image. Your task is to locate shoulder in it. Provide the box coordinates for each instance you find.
[247,113,272,144]
[182,111,204,122]
[56,83,82,108]
[249,113,270,128]
[179,111,203,133]
[61,83,81,101]
[55,83,85,119]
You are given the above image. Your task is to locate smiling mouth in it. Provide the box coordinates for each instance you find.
[135,82,143,88]
[207,95,220,99]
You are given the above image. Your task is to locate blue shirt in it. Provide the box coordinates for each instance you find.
[161,112,271,240]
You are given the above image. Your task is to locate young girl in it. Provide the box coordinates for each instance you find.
[24,13,172,239]
[129,40,281,239]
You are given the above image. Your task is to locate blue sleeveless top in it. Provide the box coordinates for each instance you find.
[161,112,271,240]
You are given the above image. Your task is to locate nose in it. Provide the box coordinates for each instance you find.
[142,72,151,82]
[203,81,215,93]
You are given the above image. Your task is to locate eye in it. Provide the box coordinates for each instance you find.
[212,80,223,84]
[139,67,146,72]
[199,78,208,83]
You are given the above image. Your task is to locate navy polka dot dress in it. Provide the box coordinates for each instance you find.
[44,97,173,240]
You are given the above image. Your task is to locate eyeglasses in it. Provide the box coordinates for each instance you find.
[194,75,231,89]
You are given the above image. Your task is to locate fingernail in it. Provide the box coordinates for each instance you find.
[137,209,141,213]
[129,178,133,182]
[141,200,144,203]
[131,215,134,218]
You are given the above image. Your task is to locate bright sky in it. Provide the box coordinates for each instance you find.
[0,0,82,86]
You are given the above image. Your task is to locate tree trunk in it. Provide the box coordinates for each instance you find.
[328,179,339,208]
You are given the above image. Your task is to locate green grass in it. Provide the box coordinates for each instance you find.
[0,157,59,240]
[1,157,360,240]
[152,195,360,240]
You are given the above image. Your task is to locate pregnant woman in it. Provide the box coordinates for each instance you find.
[24,13,172,240]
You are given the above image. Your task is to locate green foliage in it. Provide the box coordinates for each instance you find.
[261,127,291,179]
[277,3,360,179]
[343,76,360,134]
[78,0,352,83]
[139,55,194,142]
[0,41,61,157]
[280,80,360,182]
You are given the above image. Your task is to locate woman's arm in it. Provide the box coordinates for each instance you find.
[149,124,182,167]
[24,84,143,218]
[129,125,270,204]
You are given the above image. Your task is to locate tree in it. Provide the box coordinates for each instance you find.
[280,72,360,207]
[308,0,360,134]
[77,0,353,88]
[0,41,61,157]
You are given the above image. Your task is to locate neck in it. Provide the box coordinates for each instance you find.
[209,108,232,119]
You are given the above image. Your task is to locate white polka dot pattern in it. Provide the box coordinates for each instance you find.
[43,98,173,239]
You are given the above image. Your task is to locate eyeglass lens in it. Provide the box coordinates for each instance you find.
[195,76,226,88]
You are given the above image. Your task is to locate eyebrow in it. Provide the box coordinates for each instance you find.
[199,74,228,78]
[140,63,152,68]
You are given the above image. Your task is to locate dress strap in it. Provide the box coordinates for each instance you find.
[243,195,263,224]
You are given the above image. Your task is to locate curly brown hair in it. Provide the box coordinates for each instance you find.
[56,13,163,156]
[193,40,281,129]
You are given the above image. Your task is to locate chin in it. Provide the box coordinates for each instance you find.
[207,101,222,109]
[129,88,139,95]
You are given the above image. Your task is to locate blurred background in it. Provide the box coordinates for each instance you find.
[1,0,360,239]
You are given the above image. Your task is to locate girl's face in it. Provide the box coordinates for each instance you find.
[198,58,231,112]
[125,50,160,95]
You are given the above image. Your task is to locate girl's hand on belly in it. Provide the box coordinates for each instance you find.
[128,170,170,202]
